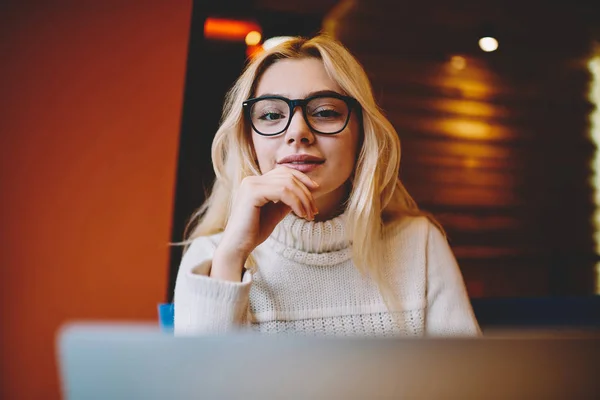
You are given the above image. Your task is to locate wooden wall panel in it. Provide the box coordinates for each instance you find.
[326,0,598,297]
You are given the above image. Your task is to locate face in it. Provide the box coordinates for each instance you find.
[250,58,360,216]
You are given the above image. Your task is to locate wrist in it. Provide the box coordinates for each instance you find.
[211,246,249,282]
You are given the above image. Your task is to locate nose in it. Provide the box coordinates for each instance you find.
[284,107,315,145]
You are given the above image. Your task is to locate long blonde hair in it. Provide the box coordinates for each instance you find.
[186,35,435,306]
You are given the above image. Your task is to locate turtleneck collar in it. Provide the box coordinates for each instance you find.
[264,211,352,265]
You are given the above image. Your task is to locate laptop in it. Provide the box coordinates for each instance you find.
[56,322,600,400]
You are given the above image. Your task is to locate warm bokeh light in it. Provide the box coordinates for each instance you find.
[246,44,264,58]
[431,56,505,141]
[263,36,294,50]
[439,76,496,100]
[245,31,262,46]
[463,157,480,168]
[433,98,502,118]
[479,36,499,52]
[204,18,261,41]
[587,49,600,294]
[433,119,512,141]
[450,55,467,70]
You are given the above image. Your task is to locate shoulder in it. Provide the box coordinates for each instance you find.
[383,215,439,244]
[380,215,435,267]
[382,215,449,261]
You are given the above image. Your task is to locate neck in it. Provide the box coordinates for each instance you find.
[269,208,352,261]
[313,183,349,222]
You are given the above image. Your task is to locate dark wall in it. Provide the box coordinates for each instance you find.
[166,5,248,302]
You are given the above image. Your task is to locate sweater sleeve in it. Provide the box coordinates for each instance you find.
[425,224,481,336]
[173,236,252,335]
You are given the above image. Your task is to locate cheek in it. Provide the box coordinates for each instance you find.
[341,124,361,172]
[324,139,358,181]
[349,118,362,155]
[252,136,278,173]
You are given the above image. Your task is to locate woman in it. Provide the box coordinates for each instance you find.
[173,35,480,336]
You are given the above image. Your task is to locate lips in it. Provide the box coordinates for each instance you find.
[279,162,323,173]
[277,154,325,164]
[277,154,325,173]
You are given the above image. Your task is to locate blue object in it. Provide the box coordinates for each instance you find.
[157,303,174,332]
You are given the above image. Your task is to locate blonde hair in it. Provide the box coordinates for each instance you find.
[185,35,436,307]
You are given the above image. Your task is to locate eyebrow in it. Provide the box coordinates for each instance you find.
[256,90,345,99]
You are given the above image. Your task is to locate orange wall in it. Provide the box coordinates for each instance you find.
[0,2,192,398]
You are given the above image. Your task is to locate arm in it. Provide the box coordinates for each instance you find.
[174,167,318,335]
[425,224,481,336]
[173,237,252,335]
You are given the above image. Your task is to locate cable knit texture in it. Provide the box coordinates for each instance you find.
[174,212,480,337]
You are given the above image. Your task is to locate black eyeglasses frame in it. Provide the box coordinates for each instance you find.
[242,93,361,136]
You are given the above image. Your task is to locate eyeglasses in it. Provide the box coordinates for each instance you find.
[243,93,360,136]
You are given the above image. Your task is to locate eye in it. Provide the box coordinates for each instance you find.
[313,108,342,118]
[258,111,286,121]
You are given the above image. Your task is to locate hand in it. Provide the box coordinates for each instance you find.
[211,167,319,281]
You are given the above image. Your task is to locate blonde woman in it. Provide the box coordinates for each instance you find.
[173,35,480,336]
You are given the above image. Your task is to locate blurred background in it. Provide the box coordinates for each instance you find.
[1,0,599,398]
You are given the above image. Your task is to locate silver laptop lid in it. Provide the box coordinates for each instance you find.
[57,323,600,400]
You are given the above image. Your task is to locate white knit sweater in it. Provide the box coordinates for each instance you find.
[174,212,480,337]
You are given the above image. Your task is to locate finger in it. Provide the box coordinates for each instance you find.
[259,169,317,218]
[290,175,318,216]
[274,165,319,190]
[276,178,315,220]
[272,168,319,215]
[260,182,308,219]
[272,175,315,219]
[277,185,310,219]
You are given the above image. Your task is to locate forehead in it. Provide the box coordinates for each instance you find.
[254,58,344,98]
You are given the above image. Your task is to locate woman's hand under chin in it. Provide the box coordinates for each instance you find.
[210,166,319,281]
